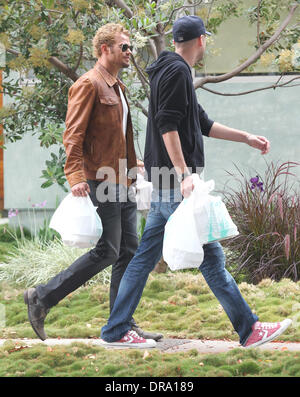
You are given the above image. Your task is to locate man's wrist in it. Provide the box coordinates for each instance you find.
[245,133,252,144]
[177,170,192,183]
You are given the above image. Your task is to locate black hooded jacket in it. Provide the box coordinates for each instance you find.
[144,51,214,189]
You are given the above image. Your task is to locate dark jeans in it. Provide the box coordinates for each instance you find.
[36,181,138,314]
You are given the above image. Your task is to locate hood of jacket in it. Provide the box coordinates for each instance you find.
[145,51,191,81]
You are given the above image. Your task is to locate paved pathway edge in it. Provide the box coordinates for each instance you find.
[0,338,299,353]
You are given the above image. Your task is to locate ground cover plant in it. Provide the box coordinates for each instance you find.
[0,341,299,377]
[1,195,300,377]
[223,161,300,283]
[1,271,300,342]
[1,273,300,377]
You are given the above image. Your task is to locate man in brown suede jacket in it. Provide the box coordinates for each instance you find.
[24,23,162,342]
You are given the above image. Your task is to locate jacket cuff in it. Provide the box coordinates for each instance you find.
[66,170,87,188]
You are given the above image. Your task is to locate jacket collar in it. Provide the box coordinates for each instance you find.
[94,60,126,91]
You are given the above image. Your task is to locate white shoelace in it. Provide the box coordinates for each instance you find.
[257,321,278,330]
[124,330,144,341]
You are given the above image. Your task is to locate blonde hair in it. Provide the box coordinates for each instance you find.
[92,23,129,58]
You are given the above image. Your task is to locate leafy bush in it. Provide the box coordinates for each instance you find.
[223,161,300,283]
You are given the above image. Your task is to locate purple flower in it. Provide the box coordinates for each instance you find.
[32,200,47,208]
[39,200,47,208]
[8,208,19,218]
[250,175,264,192]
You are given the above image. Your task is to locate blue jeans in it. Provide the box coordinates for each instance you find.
[101,189,258,346]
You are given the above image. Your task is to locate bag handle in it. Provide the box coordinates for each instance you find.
[191,174,215,196]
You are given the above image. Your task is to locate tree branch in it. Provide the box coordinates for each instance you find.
[206,0,216,24]
[257,0,262,47]
[131,100,148,117]
[109,0,159,59]
[6,48,20,57]
[110,0,133,18]
[194,3,299,89]
[130,54,150,96]
[153,22,166,54]
[44,9,64,15]
[6,48,79,81]
[48,57,79,81]
[73,43,83,73]
[198,75,300,96]
[148,39,158,59]
[163,0,203,31]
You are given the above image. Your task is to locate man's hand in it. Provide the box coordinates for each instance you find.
[209,123,270,155]
[246,134,270,155]
[137,159,144,167]
[137,159,145,176]
[71,182,90,197]
[180,175,194,198]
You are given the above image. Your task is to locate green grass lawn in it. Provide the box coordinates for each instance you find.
[2,272,300,341]
[0,272,300,377]
[1,340,299,377]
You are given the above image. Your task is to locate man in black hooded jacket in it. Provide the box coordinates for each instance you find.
[100,16,292,349]
[144,48,213,189]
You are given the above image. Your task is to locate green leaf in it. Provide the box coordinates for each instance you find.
[41,180,54,189]
[132,18,137,29]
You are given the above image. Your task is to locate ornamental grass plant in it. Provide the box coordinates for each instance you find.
[223,161,300,283]
[0,237,111,287]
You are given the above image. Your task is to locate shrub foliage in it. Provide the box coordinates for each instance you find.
[223,161,300,283]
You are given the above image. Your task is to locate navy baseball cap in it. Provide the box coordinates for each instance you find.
[173,15,211,43]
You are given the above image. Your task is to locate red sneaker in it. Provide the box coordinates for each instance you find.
[244,319,292,348]
[100,330,157,349]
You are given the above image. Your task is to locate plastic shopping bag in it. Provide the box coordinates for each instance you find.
[163,190,204,271]
[162,173,238,270]
[49,193,103,248]
[192,175,239,244]
[135,173,153,211]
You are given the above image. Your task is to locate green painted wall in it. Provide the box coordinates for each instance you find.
[198,77,300,192]
[3,75,299,231]
[132,75,300,194]
[199,0,300,74]
[4,134,67,210]
[3,133,67,230]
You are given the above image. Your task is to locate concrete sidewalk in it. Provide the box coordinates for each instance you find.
[0,338,299,353]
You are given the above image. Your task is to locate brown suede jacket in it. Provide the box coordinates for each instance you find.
[63,61,137,188]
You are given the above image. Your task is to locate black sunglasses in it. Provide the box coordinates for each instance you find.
[119,43,133,52]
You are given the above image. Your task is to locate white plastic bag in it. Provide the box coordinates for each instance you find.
[49,193,103,248]
[163,188,204,271]
[135,174,153,211]
[192,175,239,244]
[162,173,238,271]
